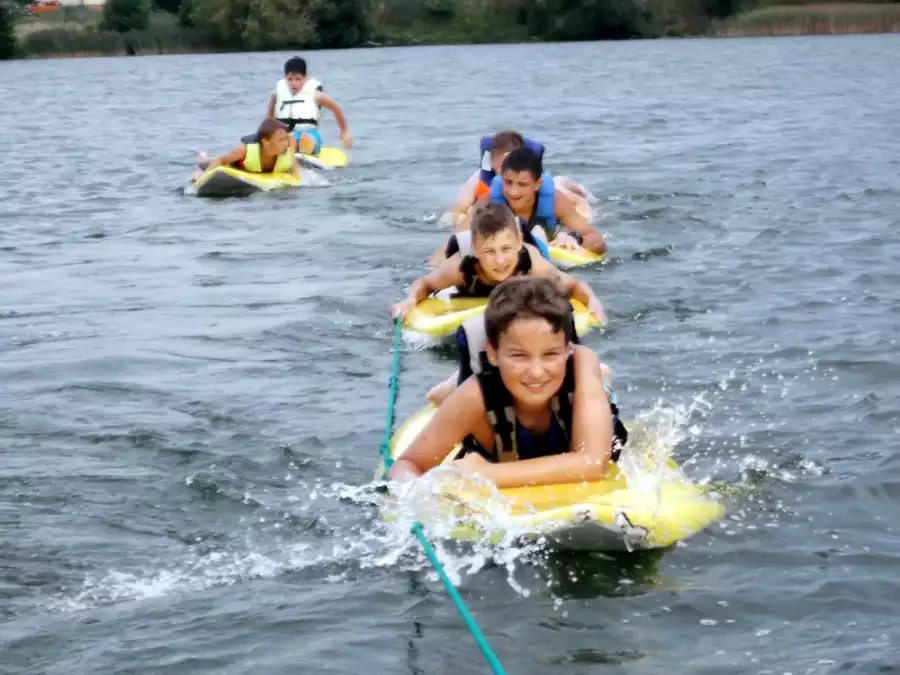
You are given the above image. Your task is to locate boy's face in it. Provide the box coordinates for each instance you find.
[261,128,290,155]
[487,317,569,408]
[472,226,522,283]
[501,169,542,211]
[285,71,306,94]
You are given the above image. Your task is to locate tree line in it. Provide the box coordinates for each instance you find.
[3,0,897,59]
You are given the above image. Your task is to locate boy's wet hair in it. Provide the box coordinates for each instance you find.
[501,147,543,181]
[257,118,288,139]
[491,130,524,155]
[485,277,574,348]
[471,203,519,243]
[284,56,307,75]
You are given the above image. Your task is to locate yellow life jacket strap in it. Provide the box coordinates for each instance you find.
[243,143,262,173]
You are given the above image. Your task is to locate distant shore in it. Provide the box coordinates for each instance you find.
[8,3,900,60]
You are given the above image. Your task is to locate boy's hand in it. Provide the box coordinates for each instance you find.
[390,297,416,320]
[341,130,353,149]
[554,231,583,250]
[588,298,607,324]
[452,452,489,474]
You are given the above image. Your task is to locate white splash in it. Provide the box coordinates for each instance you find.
[42,399,722,615]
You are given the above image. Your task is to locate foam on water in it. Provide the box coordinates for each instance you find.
[400,330,446,351]
[41,398,712,615]
[33,346,844,621]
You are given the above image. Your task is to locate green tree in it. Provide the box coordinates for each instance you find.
[310,0,369,47]
[188,0,249,45]
[0,3,17,59]
[178,0,192,25]
[529,0,652,39]
[243,0,315,49]
[704,0,744,18]
[189,0,319,48]
[425,0,455,20]
[102,0,152,31]
[154,0,182,15]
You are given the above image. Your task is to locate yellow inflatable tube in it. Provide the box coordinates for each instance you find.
[296,146,349,170]
[191,166,301,198]
[377,406,726,552]
[403,297,601,340]
[548,244,605,269]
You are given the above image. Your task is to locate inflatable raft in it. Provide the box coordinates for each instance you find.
[296,147,348,171]
[379,406,725,552]
[403,295,601,340]
[191,166,301,198]
[548,244,605,269]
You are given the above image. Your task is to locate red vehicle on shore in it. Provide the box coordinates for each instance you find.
[26,0,63,15]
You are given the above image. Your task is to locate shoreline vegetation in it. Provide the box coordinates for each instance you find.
[1,0,899,60]
[711,2,900,34]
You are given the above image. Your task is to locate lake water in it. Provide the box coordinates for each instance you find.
[2,34,900,674]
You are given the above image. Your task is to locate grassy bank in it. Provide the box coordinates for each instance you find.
[367,0,531,46]
[15,8,204,57]
[374,18,531,45]
[711,2,900,36]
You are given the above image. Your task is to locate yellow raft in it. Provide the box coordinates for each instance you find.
[403,296,600,340]
[191,166,301,198]
[296,147,349,170]
[548,244,605,269]
[379,405,725,552]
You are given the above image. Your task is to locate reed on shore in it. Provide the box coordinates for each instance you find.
[14,6,203,57]
[711,2,900,36]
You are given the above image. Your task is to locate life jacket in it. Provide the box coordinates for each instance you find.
[477,135,545,196]
[240,143,294,174]
[489,173,559,243]
[456,247,531,297]
[274,77,321,132]
[445,224,550,262]
[461,351,627,463]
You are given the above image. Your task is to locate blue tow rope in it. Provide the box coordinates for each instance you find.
[380,319,507,675]
[378,319,404,475]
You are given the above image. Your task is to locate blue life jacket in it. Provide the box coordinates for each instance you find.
[477,135,545,193]
[489,173,557,258]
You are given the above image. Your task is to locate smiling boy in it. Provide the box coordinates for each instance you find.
[388,277,627,489]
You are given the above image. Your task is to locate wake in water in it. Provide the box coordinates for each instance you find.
[37,354,834,617]
[42,396,728,616]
